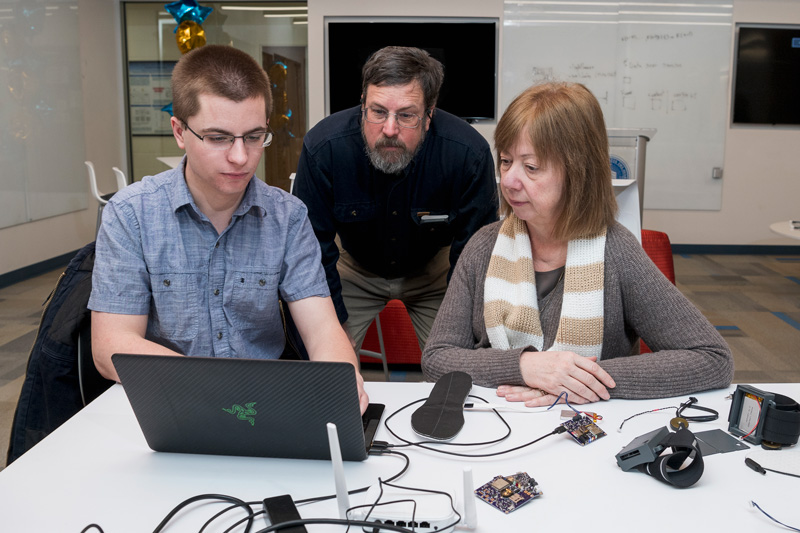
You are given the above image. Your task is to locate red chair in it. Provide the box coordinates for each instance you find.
[359,300,422,376]
[640,229,675,353]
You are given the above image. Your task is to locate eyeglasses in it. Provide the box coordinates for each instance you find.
[182,121,273,150]
[362,107,425,129]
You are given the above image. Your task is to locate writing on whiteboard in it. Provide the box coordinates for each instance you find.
[620,31,694,42]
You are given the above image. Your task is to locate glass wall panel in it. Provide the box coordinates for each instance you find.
[123,2,307,190]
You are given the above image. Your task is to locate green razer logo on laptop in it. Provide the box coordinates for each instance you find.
[222,402,257,426]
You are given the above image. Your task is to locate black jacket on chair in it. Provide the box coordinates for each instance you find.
[6,241,113,465]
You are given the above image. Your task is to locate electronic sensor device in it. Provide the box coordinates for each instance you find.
[475,472,542,514]
[616,427,704,488]
[728,385,800,448]
[726,384,800,448]
[561,414,606,446]
[615,426,670,471]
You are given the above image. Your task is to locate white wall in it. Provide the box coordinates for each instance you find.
[2,0,798,278]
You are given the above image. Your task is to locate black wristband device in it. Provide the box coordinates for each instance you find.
[727,384,800,448]
[615,426,704,488]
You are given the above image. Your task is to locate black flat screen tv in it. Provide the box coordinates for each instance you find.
[325,18,498,122]
[732,24,800,126]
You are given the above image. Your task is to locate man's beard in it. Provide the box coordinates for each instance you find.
[362,126,426,175]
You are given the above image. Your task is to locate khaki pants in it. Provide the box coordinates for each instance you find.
[338,245,449,353]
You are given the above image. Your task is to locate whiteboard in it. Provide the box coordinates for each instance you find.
[0,1,87,229]
[502,0,733,210]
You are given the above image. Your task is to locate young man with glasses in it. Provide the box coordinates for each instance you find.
[88,45,368,411]
[294,46,498,355]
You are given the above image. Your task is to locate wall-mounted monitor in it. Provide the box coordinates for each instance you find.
[325,17,498,123]
[732,24,800,126]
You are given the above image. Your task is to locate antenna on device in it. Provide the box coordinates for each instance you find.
[458,467,478,530]
[327,423,350,520]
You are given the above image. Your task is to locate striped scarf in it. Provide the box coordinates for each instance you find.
[483,214,606,358]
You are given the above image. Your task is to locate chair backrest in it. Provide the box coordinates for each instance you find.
[289,172,296,194]
[640,229,675,353]
[641,229,675,284]
[85,161,107,205]
[112,166,127,191]
[361,300,422,366]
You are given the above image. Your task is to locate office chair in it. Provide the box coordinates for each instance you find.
[640,229,676,353]
[359,300,422,378]
[359,314,390,380]
[112,166,128,191]
[85,161,118,235]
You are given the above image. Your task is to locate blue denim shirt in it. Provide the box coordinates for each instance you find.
[88,161,329,358]
[294,106,498,323]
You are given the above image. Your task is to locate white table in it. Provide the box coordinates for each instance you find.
[770,220,800,241]
[1,382,798,532]
[157,156,184,169]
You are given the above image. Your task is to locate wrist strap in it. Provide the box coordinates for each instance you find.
[636,428,704,488]
[762,394,800,447]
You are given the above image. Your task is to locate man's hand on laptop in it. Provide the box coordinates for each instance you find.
[356,371,369,414]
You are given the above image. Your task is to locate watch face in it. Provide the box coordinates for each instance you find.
[738,393,763,434]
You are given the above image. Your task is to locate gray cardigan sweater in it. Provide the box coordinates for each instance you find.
[421,221,734,399]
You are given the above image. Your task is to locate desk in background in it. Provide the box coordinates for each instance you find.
[770,220,800,241]
[157,156,184,169]
[0,382,797,532]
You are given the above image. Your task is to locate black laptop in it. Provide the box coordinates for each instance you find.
[112,354,384,461]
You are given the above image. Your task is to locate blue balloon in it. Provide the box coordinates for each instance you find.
[161,103,174,117]
[165,0,213,29]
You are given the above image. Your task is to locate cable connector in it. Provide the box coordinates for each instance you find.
[745,457,767,475]
[553,425,567,434]
[369,440,390,451]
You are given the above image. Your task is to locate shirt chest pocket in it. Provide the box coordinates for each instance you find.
[149,273,199,341]
[229,271,280,330]
[333,202,377,224]
[411,209,452,245]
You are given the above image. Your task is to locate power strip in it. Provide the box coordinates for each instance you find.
[351,484,457,531]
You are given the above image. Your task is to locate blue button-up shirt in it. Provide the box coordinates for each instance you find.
[88,161,329,358]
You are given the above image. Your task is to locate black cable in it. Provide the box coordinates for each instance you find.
[293,449,410,506]
[200,503,257,533]
[382,394,564,457]
[80,525,105,533]
[150,493,255,533]
[383,394,512,449]
[676,396,719,422]
[221,510,267,533]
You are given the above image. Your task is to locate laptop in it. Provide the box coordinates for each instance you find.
[112,354,384,461]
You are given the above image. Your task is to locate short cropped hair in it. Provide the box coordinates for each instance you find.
[494,82,617,240]
[361,46,444,111]
[171,45,272,121]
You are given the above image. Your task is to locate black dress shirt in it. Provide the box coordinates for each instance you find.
[294,106,498,323]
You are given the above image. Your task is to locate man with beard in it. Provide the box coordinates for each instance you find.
[293,46,498,356]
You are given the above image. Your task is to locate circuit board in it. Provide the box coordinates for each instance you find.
[561,414,607,446]
[474,472,543,514]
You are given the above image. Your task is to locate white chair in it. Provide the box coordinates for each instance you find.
[86,161,123,235]
[112,166,128,191]
[289,172,296,194]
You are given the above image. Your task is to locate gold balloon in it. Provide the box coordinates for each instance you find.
[268,63,287,84]
[176,20,206,54]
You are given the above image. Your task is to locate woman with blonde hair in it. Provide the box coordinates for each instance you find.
[422,82,733,405]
